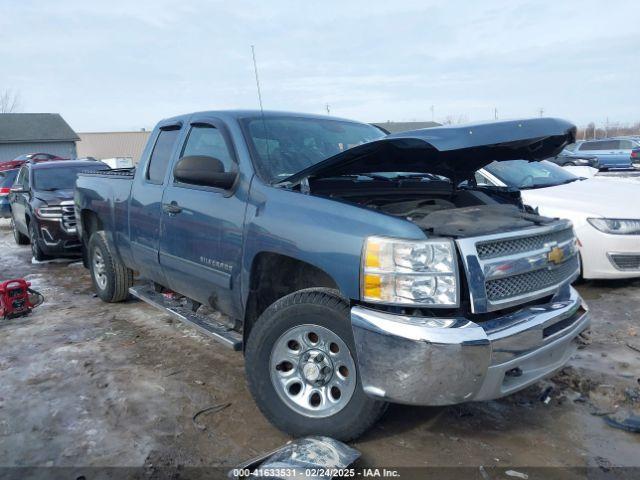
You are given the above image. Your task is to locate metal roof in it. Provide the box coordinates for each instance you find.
[0,113,79,143]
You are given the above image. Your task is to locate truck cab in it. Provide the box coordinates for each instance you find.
[75,111,590,440]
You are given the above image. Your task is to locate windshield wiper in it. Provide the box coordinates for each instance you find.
[522,178,584,189]
[321,174,393,182]
[390,173,442,181]
[519,183,553,190]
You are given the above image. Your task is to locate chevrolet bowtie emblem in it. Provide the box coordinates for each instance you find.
[548,246,565,265]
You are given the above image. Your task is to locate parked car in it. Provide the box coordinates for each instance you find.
[9,160,109,260]
[0,168,19,218]
[568,139,638,169]
[75,112,589,440]
[13,153,66,162]
[631,147,640,166]
[548,148,599,168]
[476,160,640,279]
[0,152,67,172]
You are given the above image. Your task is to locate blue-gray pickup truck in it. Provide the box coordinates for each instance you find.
[75,111,590,440]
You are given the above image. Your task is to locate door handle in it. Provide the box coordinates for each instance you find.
[162,202,182,215]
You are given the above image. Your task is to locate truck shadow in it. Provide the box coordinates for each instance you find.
[362,384,558,442]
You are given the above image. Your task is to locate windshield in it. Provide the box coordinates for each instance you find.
[241,116,385,182]
[0,169,18,187]
[484,160,580,189]
[33,165,108,190]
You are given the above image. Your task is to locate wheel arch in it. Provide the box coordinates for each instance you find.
[243,252,342,346]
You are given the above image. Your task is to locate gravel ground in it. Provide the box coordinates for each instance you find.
[0,218,638,477]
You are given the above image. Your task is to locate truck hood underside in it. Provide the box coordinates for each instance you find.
[414,204,556,237]
[280,118,576,185]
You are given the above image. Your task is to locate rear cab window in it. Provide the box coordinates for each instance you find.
[146,127,181,184]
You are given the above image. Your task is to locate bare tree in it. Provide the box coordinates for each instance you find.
[0,89,21,113]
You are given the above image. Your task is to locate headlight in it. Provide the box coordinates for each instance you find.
[35,206,63,219]
[588,218,640,235]
[362,236,458,306]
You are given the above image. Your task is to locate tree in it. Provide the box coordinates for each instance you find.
[0,89,21,113]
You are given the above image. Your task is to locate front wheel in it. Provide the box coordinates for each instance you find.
[88,231,133,302]
[245,288,387,441]
[29,221,49,261]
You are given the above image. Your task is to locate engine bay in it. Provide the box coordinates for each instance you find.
[311,178,555,237]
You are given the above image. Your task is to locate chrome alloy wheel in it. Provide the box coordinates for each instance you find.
[92,249,108,290]
[270,324,357,418]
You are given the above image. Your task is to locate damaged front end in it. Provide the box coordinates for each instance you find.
[278,118,590,407]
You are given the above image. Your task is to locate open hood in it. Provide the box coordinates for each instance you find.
[279,118,576,186]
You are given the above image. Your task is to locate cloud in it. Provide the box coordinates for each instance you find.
[1,0,638,130]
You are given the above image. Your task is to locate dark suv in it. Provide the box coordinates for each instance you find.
[9,160,109,260]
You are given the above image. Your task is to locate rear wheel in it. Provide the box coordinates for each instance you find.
[10,216,29,245]
[88,231,133,302]
[28,221,49,261]
[245,288,387,441]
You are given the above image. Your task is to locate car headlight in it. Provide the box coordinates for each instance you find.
[362,236,458,306]
[35,206,63,219]
[587,218,640,235]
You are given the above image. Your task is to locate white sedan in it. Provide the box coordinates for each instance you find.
[476,160,640,279]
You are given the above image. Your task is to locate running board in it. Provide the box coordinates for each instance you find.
[129,285,242,351]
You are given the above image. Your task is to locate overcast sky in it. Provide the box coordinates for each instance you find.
[1,0,639,131]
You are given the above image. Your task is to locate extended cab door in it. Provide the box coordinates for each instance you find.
[159,116,245,318]
[128,122,184,284]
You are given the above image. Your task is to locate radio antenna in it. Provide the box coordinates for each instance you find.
[251,45,272,168]
[251,45,264,113]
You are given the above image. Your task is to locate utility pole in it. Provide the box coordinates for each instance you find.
[325,103,331,115]
[494,107,498,120]
[430,105,435,122]
[538,107,544,117]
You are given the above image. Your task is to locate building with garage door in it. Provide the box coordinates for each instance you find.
[0,113,79,161]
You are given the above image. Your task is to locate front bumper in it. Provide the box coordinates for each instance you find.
[37,219,81,255]
[576,223,640,279]
[351,285,589,405]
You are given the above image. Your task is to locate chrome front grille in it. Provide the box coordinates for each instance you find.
[485,256,580,301]
[477,228,574,259]
[61,201,76,233]
[609,254,640,271]
[456,220,580,313]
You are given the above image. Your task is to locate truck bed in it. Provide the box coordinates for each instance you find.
[75,168,136,265]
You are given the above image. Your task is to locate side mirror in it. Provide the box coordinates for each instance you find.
[173,155,237,190]
[10,185,27,193]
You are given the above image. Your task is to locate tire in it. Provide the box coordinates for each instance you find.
[88,231,133,303]
[245,288,387,441]
[10,216,29,245]
[28,221,49,261]
[563,161,576,167]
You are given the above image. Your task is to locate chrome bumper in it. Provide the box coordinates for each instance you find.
[350,285,590,405]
